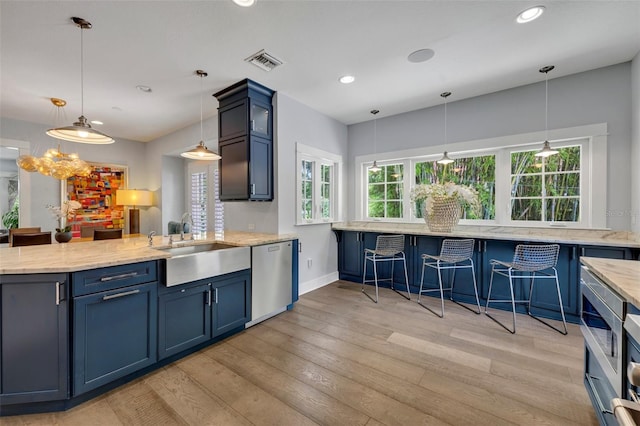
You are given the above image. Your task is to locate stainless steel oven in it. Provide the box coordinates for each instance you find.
[581,265,626,423]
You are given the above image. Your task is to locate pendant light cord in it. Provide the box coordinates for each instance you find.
[80,23,84,116]
[444,96,448,146]
[200,73,204,142]
[545,70,549,141]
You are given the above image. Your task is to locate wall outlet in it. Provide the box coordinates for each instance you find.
[307,258,312,268]
[248,223,255,230]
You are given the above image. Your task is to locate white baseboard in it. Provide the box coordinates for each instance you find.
[299,271,339,296]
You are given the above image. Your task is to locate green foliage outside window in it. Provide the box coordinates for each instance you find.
[415,155,495,220]
[511,146,580,222]
[367,164,403,218]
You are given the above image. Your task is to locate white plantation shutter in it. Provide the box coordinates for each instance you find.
[190,171,207,233]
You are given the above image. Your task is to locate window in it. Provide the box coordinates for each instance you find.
[355,123,604,228]
[366,164,404,219]
[296,143,342,225]
[414,154,495,220]
[510,145,580,222]
[190,170,208,233]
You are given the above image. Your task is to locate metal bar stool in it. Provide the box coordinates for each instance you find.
[362,234,411,303]
[418,238,480,317]
[485,243,567,335]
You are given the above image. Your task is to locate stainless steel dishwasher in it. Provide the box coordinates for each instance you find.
[250,241,293,323]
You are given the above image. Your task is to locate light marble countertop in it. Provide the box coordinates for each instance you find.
[0,230,297,275]
[332,221,640,249]
[580,257,640,308]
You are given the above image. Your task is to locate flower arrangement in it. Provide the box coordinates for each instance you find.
[410,182,481,217]
[47,200,81,233]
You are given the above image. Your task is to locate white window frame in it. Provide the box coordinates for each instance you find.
[186,161,217,233]
[296,143,342,225]
[355,123,607,229]
[363,160,408,222]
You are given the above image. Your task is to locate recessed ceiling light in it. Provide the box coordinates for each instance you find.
[339,75,355,84]
[90,120,103,125]
[136,85,152,93]
[517,6,545,23]
[407,48,435,63]
[233,0,256,7]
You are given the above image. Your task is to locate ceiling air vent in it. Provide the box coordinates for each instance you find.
[244,49,283,72]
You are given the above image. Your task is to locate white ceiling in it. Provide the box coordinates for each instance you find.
[1,0,639,143]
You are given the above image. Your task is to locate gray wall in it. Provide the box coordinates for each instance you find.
[0,117,148,233]
[346,62,634,230]
[275,93,348,292]
[632,52,640,233]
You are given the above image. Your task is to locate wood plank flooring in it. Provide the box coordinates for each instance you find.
[2,281,598,425]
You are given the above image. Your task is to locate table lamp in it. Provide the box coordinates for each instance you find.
[116,189,153,234]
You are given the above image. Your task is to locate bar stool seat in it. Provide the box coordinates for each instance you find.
[484,243,567,335]
[362,234,411,303]
[11,231,52,247]
[93,229,123,240]
[418,238,480,317]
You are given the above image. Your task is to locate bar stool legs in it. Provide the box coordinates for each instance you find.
[362,235,411,303]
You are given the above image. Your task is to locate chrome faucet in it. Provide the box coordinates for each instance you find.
[180,212,193,241]
[147,231,156,247]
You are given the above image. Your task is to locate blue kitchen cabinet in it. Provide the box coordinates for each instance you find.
[157,270,251,360]
[337,231,364,282]
[215,79,274,201]
[158,282,212,360]
[0,274,68,405]
[212,270,251,337]
[72,263,158,396]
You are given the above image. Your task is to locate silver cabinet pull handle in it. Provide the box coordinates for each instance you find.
[207,289,212,306]
[215,288,219,304]
[100,272,138,282]
[56,281,61,305]
[250,183,256,195]
[103,289,140,301]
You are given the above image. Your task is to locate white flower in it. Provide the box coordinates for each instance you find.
[46,200,81,232]
[410,182,481,216]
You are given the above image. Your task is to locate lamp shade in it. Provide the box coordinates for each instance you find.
[116,189,153,207]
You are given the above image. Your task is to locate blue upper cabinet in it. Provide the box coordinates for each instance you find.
[214,79,274,201]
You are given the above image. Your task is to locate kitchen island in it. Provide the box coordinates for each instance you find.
[0,231,298,416]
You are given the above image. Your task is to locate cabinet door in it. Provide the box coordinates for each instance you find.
[158,283,211,360]
[218,99,248,141]
[581,245,634,260]
[250,98,272,139]
[219,136,249,201]
[248,135,273,200]
[1,274,68,404]
[212,271,251,337]
[338,231,364,281]
[73,282,157,395]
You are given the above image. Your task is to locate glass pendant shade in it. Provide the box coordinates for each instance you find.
[181,141,221,160]
[16,146,91,180]
[47,115,114,144]
[369,160,381,172]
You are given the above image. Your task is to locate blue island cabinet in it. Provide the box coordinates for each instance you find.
[0,273,69,405]
[158,270,251,360]
[72,262,158,396]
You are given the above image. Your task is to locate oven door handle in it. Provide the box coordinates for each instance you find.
[586,375,614,414]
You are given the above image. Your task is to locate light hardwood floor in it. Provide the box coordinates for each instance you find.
[2,281,598,425]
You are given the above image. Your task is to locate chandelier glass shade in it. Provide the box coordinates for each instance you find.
[46,17,114,145]
[16,146,91,180]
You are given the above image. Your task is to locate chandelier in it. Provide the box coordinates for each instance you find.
[17,98,92,179]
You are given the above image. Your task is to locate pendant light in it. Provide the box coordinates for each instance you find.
[369,109,381,172]
[46,17,114,144]
[534,65,558,158]
[181,70,221,160]
[437,91,454,165]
